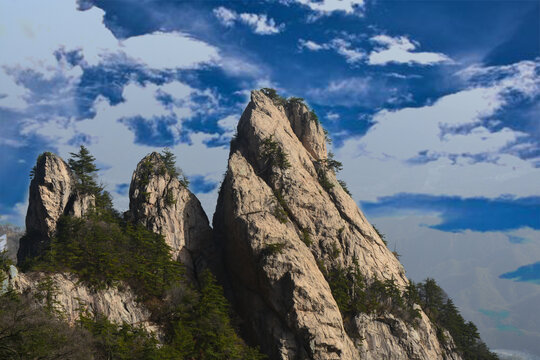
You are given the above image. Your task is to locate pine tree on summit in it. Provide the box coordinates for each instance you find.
[68,145,114,215]
[69,145,101,195]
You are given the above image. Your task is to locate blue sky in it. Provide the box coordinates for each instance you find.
[0,0,539,355]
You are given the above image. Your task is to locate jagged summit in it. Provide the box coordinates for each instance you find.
[17,152,94,266]
[213,89,460,359]
[128,151,213,275]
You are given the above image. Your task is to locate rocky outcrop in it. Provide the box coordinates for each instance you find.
[17,152,93,266]
[7,269,158,334]
[213,90,461,359]
[128,152,213,275]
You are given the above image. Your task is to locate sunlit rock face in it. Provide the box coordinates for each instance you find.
[213,90,461,360]
[128,152,213,276]
[17,153,93,266]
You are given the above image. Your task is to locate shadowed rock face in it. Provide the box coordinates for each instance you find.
[128,152,213,276]
[213,90,461,360]
[17,153,93,266]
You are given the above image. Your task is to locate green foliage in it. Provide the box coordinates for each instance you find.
[309,109,319,125]
[330,242,341,259]
[317,261,421,337]
[272,189,292,224]
[165,190,176,206]
[0,250,12,284]
[260,88,286,107]
[32,215,183,302]
[260,136,291,171]
[326,152,343,173]
[69,145,102,195]
[301,228,313,246]
[338,180,351,196]
[323,128,332,144]
[158,270,266,360]
[35,276,63,316]
[0,290,92,360]
[415,279,498,360]
[68,146,115,217]
[372,225,388,246]
[272,205,289,224]
[286,96,305,106]
[261,242,287,258]
[79,313,167,360]
[161,149,190,188]
[314,153,344,193]
[161,148,179,178]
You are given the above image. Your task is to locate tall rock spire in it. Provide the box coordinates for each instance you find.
[17,152,93,266]
[213,90,461,359]
[128,152,213,276]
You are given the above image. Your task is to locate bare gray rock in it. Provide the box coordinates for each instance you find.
[9,271,159,335]
[128,152,213,275]
[213,90,462,359]
[17,152,93,266]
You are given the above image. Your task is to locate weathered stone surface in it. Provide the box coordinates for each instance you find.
[353,311,460,360]
[285,100,327,160]
[214,90,461,359]
[128,152,213,274]
[9,271,159,334]
[17,152,93,265]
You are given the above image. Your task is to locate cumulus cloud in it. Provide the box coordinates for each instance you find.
[0,1,218,76]
[298,39,326,51]
[293,0,365,16]
[213,7,284,35]
[335,59,540,201]
[368,35,452,66]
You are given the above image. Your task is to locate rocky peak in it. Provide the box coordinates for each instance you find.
[17,152,93,266]
[285,98,328,160]
[128,152,212,275]
[213,90,460,359]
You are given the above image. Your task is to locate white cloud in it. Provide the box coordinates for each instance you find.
[0,1,218,76]
[368,34,452,66]
[294,0,365,16]
[335,60,540,201]
[298,39,326,51]
[331,38,365,64]
[213,6,237,27]
[213,7,284,35]
[298,37,365,64]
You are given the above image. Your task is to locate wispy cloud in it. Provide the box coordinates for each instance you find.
[213,7,284,35]
[292,0,365,17]
[298,38,365,64]
[368,35,453,66]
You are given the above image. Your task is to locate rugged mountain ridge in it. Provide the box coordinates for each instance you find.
[213,90,460,359]
[3,90,491,359]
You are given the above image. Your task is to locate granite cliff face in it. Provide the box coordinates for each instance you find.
[128,152,213,275]
[213,90,461,359]
[17,152,94,265]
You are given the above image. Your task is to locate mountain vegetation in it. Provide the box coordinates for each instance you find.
[6,148,264,360]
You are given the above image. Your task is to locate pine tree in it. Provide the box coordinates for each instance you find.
[68,145,100,195]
